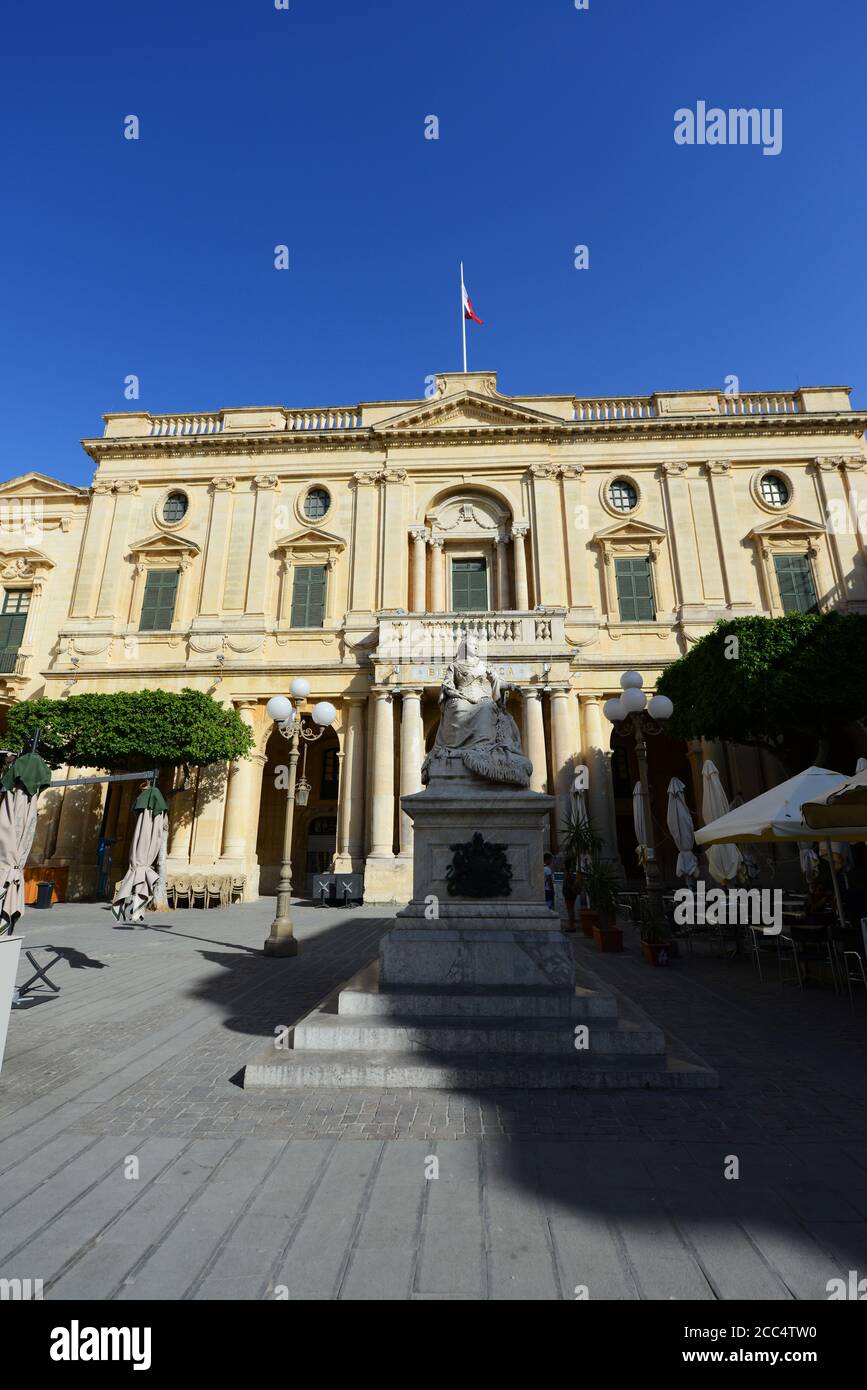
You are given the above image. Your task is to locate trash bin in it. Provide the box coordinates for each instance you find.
[33,881,54,910]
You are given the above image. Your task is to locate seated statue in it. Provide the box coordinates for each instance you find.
[421,634,532,788]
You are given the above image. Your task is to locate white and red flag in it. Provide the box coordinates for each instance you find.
[462,282,483,325]
[459,262,483,372]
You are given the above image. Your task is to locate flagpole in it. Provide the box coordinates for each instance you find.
[460,261,467,373]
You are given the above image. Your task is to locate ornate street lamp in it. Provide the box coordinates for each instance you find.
[603,671,674,892]
[263,678,337,957]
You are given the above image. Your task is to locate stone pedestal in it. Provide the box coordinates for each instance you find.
[244,749,718,1090]
[380,753,573,988]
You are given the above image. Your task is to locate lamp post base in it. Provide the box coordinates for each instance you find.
[263,930,298,958]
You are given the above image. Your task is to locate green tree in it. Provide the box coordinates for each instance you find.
[6,688,254,772]
[656,613,867,771]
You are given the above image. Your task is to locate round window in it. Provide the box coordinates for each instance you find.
[608,479,638,513]
[760,473,790,508]
[162,491,188,524]
[303,487,330,520]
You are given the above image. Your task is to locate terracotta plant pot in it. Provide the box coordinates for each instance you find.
[641,940,670,966]
[592,924,623,953]
[580,908,599,938]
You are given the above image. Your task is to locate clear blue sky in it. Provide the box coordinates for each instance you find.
[2,0,865,486]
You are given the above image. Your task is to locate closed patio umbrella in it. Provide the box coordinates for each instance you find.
[701,761,743,886]
[632,781,650,870]
[112,786,168,925]
[666,776,698,881]
[0,752,52,934]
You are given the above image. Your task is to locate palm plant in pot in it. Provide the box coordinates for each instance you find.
[559,813,603,937]
[638,893,671,966]
[583,856,623,952]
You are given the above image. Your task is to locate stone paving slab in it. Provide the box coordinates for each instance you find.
[0,900,866,1299]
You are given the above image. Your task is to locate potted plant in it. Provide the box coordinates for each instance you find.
[559,813,604,937]
[638,894,671,966]
[583,857,623,952]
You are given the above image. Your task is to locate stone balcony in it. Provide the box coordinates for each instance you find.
[373,610,568,686]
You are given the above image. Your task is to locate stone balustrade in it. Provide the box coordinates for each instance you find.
[376,610,567,667]
[573,396,655,421]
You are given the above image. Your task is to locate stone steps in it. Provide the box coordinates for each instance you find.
[336,962,619,1020]
[292,1012,665,1056]
[245,1050,714,1091]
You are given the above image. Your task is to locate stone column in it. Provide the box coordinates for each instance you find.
[496,537,511,610]
[167,771,196,864]
[199,478,236,616]
[349,472,378,614]
[71,482,114,618]
[245,476,278,617]
[369,691,395,856]
[512,525,529,609]
[430,537,446,612]
[522,688,547,793]
[96,481,140,619]
[410,527,428,613]
[336,695,365,866]
[220,702,260,859]
[816,457,867,607]
[704,461,752,607]
[661,461,702,612]
[549,687,575,842]
[580,695,618,861]
[398,688,424,856]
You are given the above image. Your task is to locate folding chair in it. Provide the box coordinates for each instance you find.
[15,948,63,1001]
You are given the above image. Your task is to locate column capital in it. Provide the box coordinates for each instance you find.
[409,525,430,542]
[660,460,689,477]
[400,686,424,700]
[511,523,529,540]
[814,456,844,471]
[429,534,444,549]
[704,459,732,475]
[210,476,236,491]
[254,474,279,490]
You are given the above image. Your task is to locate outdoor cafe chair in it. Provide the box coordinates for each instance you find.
[172,874,191,910]
[842,951,867,1011]
[206,874,227,909]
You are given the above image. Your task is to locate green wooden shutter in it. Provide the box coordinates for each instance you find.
[291,565,327,627]
[614,557,656,621]
[139,570,179,631]
[0,590,30,672]
[774,555,818,614]
[451,558,488,612]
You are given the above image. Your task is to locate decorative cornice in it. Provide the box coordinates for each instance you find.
[82,409,867,464]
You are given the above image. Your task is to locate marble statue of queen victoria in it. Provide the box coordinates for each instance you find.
[421,634,532,788]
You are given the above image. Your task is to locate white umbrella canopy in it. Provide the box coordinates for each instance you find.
[801,767,867,836]
[696,766,850,846]
[0,752,52,934]
[666,776,698,880]
[112,787,168,924]
[701,760,743,885]
[632,782,650,869]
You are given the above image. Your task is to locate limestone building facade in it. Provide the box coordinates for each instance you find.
[1,371,866,901]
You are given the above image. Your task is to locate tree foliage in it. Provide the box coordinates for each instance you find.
[656,613,867,770]
[6,688,254,771]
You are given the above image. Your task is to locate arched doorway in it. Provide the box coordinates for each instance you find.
[609,728,695,886]
[256,726,340,896]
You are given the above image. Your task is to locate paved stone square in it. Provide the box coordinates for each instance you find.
[1,900,866,1300]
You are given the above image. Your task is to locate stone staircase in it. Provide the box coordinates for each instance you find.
[244,960,718,1091]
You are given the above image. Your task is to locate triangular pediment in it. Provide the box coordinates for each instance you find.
[127,532,201,557]
[373,390,567,434]
[592,519,667,544]
[0,472,87,499]
[274,527,345,552]
[749,513,826,539]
